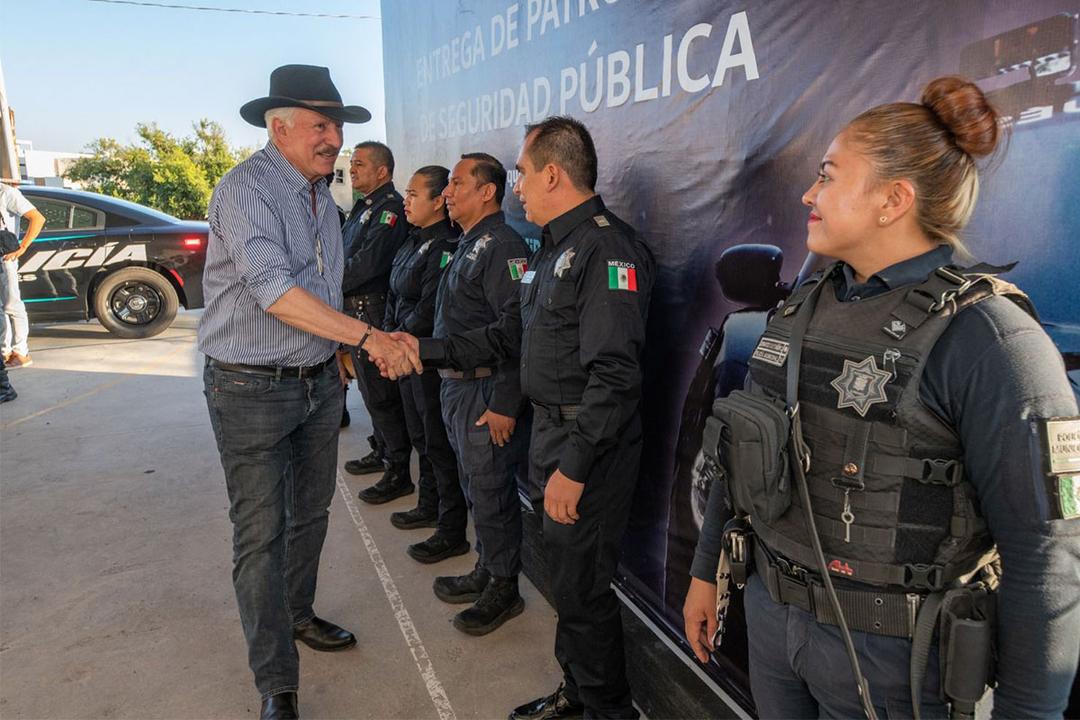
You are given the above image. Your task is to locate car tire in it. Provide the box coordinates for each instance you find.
[93,267,179,339]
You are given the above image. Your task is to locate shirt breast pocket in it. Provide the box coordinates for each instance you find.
[537,278,576,327]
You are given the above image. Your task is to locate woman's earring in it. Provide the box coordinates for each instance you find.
[879,216,888,225]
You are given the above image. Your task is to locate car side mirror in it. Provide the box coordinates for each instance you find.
[715,244,788,308]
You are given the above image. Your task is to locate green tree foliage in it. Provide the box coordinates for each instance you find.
[65,120,251,219]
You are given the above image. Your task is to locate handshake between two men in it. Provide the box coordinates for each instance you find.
[360,330,422,380]
[360,330,518,450]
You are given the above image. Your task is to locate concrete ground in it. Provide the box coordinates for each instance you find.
[0,311,562,720]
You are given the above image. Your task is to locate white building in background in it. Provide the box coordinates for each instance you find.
[16,140,90,187]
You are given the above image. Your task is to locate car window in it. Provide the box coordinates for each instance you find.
[71,205,104,229]
[24,199,71,231]
[20,198,105,231]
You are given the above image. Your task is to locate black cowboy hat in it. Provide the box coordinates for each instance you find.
[240,64,371,127]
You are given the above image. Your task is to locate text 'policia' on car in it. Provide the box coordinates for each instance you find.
[14,186,208,338]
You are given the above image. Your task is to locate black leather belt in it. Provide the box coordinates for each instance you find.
[754,540,922,639]
[343,292,386,309]
[206,355,336,380]
[438,367,493,380]
[531,401,583,421]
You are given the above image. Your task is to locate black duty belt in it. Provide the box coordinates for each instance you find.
[343,292,386,311]
[531,401,583,421]
[206,355,336,380]
[438,367,493,380]
[755,540,922,639]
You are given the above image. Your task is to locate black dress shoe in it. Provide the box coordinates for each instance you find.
[406,534,470,564]
[390,506,438,529]
[345,449,384,475]
[261,692,299,720]
[292,616,357,652]
[509,684,584,720]
[509,686,587,720]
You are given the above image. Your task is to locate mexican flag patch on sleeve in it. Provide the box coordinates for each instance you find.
[440,250,453,269]
[379,210,398,226]
[508,258,528,280]
[607,260,637,291]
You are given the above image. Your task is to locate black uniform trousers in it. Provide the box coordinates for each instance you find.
[440,375,530,577]
[399,371,468,540]
[530,405,642,720]
[345,293,412,467]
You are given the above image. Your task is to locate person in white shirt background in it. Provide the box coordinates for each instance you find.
[0,179,45,372]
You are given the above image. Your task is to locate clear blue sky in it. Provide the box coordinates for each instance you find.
[2,0,386,153]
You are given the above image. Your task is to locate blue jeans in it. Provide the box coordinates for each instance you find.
[203,360,343,699]
[0,259,29,356]
[745,572,948,719]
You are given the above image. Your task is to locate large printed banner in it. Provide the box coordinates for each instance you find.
[383,0,1080,702]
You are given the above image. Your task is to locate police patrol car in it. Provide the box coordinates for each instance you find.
[16,186,207,339]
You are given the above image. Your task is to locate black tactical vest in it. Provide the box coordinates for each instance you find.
[746,264,1036,592]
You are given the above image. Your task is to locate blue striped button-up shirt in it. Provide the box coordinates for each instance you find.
[197,141,344,366]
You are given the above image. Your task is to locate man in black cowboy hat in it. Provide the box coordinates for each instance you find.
[197,64,420,720]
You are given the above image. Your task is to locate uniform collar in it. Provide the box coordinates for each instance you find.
[361,181,395,205]
[838,244,954,300]
[544,195,605,247]
[264,140,323,195]
[418,218,454,241]
[462,210,505,242]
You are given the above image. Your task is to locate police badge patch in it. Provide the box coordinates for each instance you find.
[830,356,892,417]
[466,234,492,261]
[554,248,576,278]
[418,239,434,255]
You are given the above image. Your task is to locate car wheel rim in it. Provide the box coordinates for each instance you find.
[109,281,163,325]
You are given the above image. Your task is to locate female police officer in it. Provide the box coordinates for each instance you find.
[683,76,1080,718]
[384,166,469,552]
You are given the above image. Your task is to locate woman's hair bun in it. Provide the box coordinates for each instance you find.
[920,76,1000,158]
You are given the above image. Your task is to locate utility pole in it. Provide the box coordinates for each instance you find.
[0,56,20,181]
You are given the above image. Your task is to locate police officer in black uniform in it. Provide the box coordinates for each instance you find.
[340,141,420,503]
[400,117,655,719]
[383,165,469,551]
[683,77,1080,719]
[408,153,533,636]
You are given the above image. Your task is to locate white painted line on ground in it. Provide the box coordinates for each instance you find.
[336,471,457,720]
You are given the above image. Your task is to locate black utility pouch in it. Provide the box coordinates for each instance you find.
[0,229,20,255]
[940,583,997,708]
[703,389,792,522]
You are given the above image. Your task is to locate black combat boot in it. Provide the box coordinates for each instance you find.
[452,575,524,636]
[390,505,438,529]
[357,463,414,504]
[433,564,491,604]
[509,684,584,720]
[406,533,470,564]
[345,435,384,475]
[391,469,439,528]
